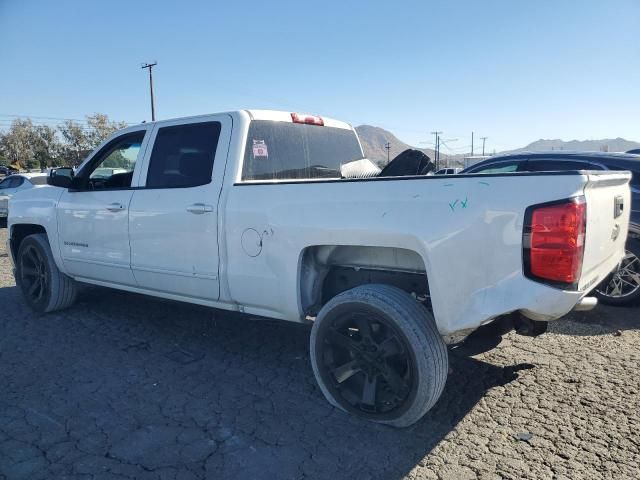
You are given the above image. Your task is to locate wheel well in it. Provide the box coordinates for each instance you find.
[299,245,430,316]
[10,224,46,259]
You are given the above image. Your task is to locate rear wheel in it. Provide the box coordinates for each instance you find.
[310,284,448,428]
[595,237,640,306]
[17,233,78,313]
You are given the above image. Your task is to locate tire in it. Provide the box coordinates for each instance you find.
[594,237,640,306]
[16,233,78,313]
[310,284,448,428]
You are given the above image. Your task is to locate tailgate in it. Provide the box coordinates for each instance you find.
[579,171,632,291]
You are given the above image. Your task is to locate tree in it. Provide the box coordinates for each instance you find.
[85,113,128,148]
[32,125,62,170]
[58,113,128,166]
[0,118,35,169]
[58,120,89,166]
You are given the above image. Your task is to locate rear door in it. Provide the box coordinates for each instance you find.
[128,115,232,300]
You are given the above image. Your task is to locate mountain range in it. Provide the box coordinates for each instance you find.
[355,125,640,166]
[355,125,434,167]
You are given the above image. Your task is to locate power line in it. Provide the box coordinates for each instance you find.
[0,113,89,122]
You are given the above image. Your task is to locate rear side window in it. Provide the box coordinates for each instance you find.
[146,122,221,188]
[527,160,604,171]
[241,121,364,181]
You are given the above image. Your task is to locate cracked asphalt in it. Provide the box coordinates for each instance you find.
[0,226,639,479]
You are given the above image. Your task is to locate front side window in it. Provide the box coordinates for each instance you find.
[471,162,520,174]
[146,122,221,188]
[78,131,145,190]
[241,121,364,181]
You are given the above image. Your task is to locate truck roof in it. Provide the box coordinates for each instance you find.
[129,109,354,131]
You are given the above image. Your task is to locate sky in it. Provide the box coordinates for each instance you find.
[0,0,638,152]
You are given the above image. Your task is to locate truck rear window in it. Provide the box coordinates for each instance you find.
[241,121,364,181]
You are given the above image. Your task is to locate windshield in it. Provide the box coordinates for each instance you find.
[241,121,364,181]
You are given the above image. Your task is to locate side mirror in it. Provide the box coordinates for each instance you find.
[48,167,74,188]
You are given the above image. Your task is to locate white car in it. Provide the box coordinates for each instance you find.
[434,167,461,175]
[7,110,631,427]
[0,173,48,218]
[0,194,8,220]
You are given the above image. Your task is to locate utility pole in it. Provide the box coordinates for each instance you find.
[384,142,391,163]
[141,62,158,121]
[431,131,442,170]
[471,131,474,156]
[480,136,488,156]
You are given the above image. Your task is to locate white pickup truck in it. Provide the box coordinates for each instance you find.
[7,110,631,427]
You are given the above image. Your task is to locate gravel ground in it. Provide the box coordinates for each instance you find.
[0,226,638,480]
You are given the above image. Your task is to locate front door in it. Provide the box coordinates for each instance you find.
[128,115,231,300]
[57,128,151,285]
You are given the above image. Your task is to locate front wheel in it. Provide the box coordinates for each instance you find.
[17,233,78,313]
[310,284,448,428]
[594,237,640,306]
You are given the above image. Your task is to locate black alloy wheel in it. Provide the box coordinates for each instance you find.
[316,310,417,418]
[20,243,49,305]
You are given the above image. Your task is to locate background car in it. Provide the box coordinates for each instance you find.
[0,173,48,223]
[0,172,49,195]
[434,167,461,175]
[462,151,640,306]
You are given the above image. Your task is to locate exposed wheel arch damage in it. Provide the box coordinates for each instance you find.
[10,224,46,261]
[298,245,431,317]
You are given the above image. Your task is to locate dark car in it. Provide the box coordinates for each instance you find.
[462,151,640,305]
[0,166,19,176]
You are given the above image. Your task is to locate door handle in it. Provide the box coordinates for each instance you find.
[106,202,125,212]
[187,203,214,214]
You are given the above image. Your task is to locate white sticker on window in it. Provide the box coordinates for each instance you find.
[252,140,269,158]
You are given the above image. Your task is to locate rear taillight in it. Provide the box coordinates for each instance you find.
[523,197,586,288]
[291,112,324,126]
